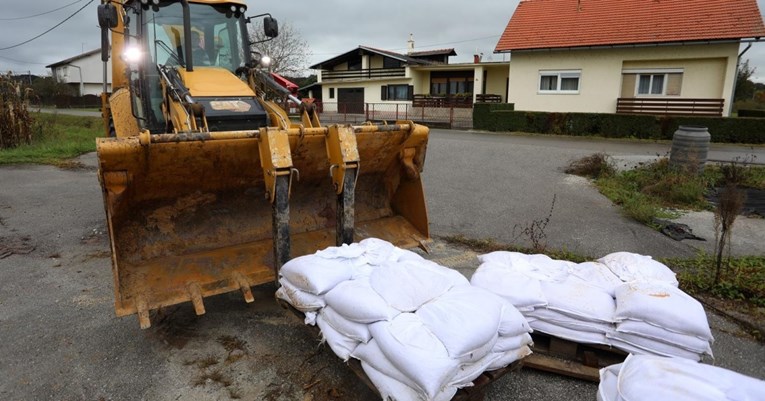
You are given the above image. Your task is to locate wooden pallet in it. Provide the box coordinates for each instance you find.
[523,332,628,382]
[278,300,523,401]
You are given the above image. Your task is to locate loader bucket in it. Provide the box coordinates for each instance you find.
[97,122,429,328]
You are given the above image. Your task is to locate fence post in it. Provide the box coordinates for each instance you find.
[449,107,454,129]
[396,104,399,120]
[405,104,409,120]
[365,103,369,121]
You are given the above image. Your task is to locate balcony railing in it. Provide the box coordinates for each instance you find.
[321,67,406,81]
[616,98,725,117]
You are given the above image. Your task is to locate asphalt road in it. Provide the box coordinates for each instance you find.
[0,130,763,400]
[424,129,765,258]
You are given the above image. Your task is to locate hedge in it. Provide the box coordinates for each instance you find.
[737,109,765,118]
[473,103,765,144]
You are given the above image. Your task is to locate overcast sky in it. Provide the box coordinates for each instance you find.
[2,0,765,81]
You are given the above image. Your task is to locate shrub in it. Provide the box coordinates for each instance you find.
[473,105,765,144]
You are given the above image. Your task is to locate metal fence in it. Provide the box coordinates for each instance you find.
[315,102,473,129]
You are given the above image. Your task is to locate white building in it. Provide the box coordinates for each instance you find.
[46,49,112,96]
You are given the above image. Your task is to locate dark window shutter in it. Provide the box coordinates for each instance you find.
[381,86,388,100]
[407,85,414,101]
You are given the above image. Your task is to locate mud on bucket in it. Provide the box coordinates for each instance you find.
[669,125,710,173]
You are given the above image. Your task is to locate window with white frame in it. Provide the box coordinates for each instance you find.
[538,70,581,93]
[622,68,683,97]
[637,74,665,95]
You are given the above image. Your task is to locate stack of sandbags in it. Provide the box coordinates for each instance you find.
[607,281,714,360]
[276,239,534,401]
[472,252,616,345]
[598,354,765,401]
[472,251,714,361]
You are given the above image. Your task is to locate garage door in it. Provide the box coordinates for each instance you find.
[338,88,364,114]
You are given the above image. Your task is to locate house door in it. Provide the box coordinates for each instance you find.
[338,88,364,114]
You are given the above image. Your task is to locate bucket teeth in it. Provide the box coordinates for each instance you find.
[187,283,206,316]
[136,297,151,329]
[233,272,255,303]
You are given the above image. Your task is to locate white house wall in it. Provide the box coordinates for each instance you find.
[321,79,412,111]
[52,51,112,96]
[506,43,739,116]
[484,65,508,102]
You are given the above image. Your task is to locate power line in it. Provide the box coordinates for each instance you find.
[0,0,85,21]
[0,0,95,51]
[0,54,48,65]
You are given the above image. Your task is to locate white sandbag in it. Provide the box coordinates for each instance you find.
[470,263,547,311]
[614,281,712,340]
[614,354,765,401]
[275,278,326,312]
[477,252,569,282]
[304,311,317,326]
[316,314,360,361]
[315,242,366,259]
[369,314,461,399]
[319,306,372,343]
[416,286,503,359]
[324,278,400,323]
[279,254,356,295]
[525,307,614,334]
[350,263,376,280]
[486,345,533,371]
[391,247,425,262]
[598,252,678,286]
[451,333,498,365]
[530,320,609,345]
[616,320,713,354]
[353,340,421,391]
[358,237,397,266]
[360,361,457,401]
[568,261,624,297]
[497,302,534,337]
[597,363,621,401]
[477,251,530,266]
[541,279,616,323]
[448,351,503,388]
[370,260,468,312]
[493,332,533,353]
[606,332,705,361]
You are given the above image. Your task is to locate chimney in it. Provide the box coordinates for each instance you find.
[474,53,483,64]
[407,34,414,54]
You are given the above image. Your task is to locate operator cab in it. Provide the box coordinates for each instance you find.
[118,0,271,133]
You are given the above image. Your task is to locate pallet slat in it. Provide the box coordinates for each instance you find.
[525,332,628,382]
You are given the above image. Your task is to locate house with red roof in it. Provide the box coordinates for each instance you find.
[495,0,765,117]
[309,36,510,114]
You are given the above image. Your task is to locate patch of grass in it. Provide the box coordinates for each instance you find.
[593,158,718,223]
[0,112,101,165]
[666,255,765,307]
[565,153,615,179]
[442,234,590,263]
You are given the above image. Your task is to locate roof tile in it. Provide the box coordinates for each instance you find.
[495,0,765,51]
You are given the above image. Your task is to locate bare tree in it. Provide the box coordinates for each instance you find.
[248,20,310,76]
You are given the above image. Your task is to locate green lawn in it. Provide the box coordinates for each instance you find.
[0,113,103,165]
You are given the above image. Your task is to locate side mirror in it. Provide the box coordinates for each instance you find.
[264,17,278,38]
[97,4,118,28]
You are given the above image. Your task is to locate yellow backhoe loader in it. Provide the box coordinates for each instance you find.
[96,0,430,329]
